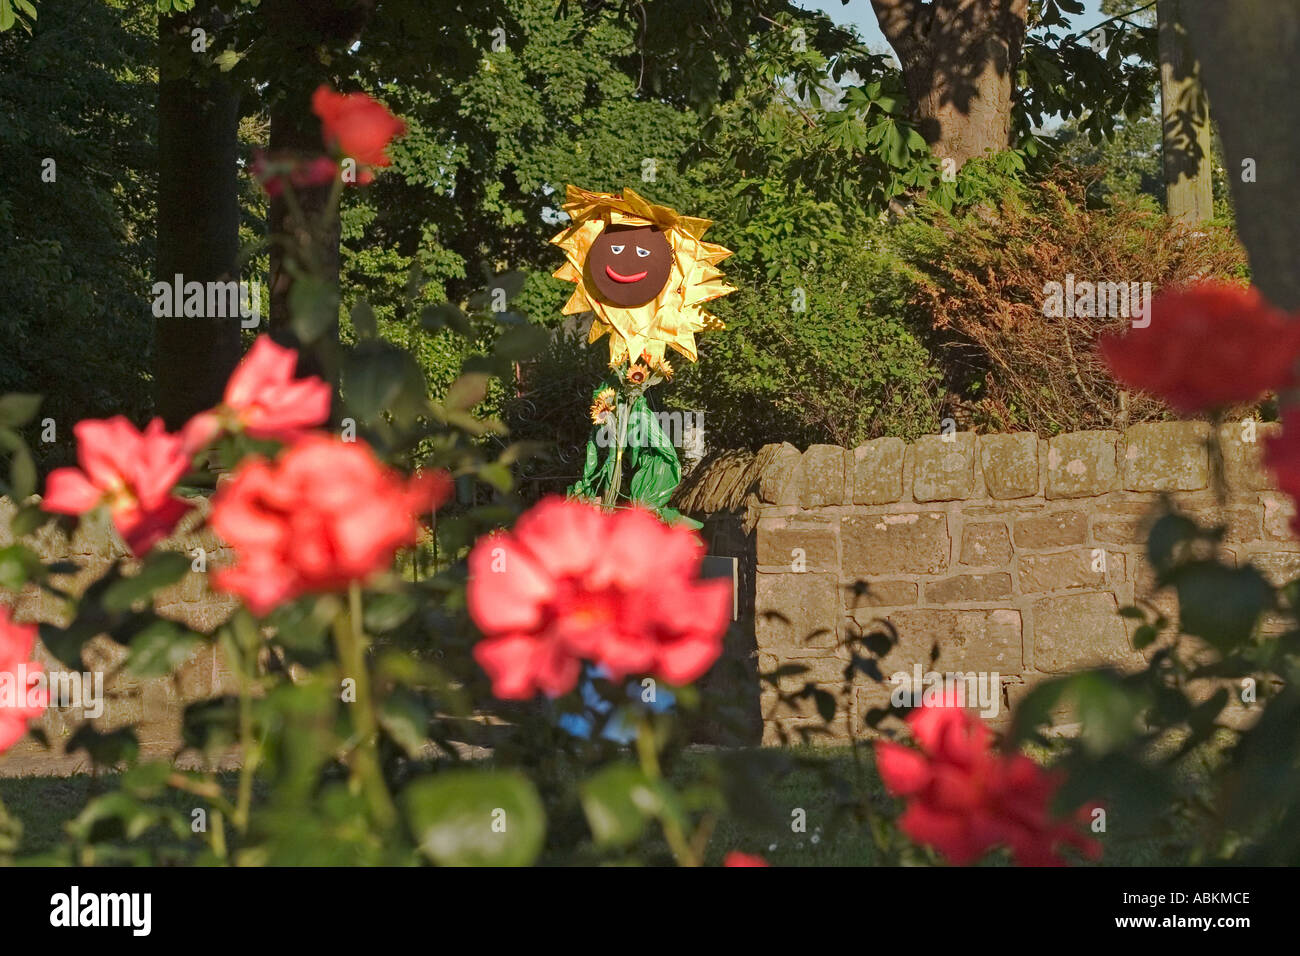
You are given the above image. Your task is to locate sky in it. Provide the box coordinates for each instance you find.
[801,0,1109,54]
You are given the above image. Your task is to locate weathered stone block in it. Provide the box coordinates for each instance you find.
[1047,430,1119,499]
[878,608,1023,673]
[94,692,145,732]
[979,433,1039,499]
[755,570,839,651]
[1185,506,1262,544]
[1017,550,1107,593]
[762,715,848,746]
[1218,421,1279,494]
[756,517,839,571]
[797,444,852,508]
[1014,510,1088,549]
[912,433,977,502]
[842,512,950,575]
[959,521,1012,566]
[853,437,905,505]
[1091,502,1158,545]
[924,572,1013,603]
[841,579,919,609]
[758,442,802,505]
[1247,550,1300,587]
[161,598,238,634]
[180,569,205,603]
[1122,421,1210,492]
[1262,492,1297,541]
[1032,592,1141,672]
[854,682,898,736]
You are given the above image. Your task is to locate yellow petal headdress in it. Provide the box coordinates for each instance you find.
[549,185,736,366]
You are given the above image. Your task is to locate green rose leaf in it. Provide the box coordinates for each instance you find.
[126,619,203,678]
[579,763,662,848]
[102,551,190,613]
[404,770,545,867]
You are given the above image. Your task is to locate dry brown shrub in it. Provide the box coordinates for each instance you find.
[897,175,1250,434]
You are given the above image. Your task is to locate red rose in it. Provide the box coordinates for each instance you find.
[1098,282,1300,414]
[466,496,731,700]
[210,436,451,615]
[250,150,339,198]
[43,416,192,555]
[875,704,1101,866]
[311,85,406,171]
[723,852,770,867]
[0,608,47,754]
[182,335,332,454]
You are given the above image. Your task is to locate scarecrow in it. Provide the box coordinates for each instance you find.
[550,185,735,525]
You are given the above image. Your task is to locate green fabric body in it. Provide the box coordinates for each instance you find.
[568,381,700,529]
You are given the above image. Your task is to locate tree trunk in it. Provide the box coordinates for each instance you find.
[1157,0,1214,224]
[267,99,342,351]
[155,9,242,429]
[871,0,1030,170]
[261,0,376,349]
[1181,0,1300,309]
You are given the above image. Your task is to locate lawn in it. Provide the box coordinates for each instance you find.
[0,744,1188,866]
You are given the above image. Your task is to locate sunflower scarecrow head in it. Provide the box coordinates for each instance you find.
[550,185,735,369]
[554,186,735,521]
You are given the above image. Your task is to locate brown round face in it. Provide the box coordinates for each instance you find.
[585,225,673,308]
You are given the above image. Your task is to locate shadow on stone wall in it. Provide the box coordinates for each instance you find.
[2,421,1292,773]
[674,422,1295,745]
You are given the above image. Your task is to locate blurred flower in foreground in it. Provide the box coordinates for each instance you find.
[182,335,332,454]
[723,852,769,867]
[311,84,406,184]
[466,496,730,700]
[1098,282,1300,414]
[210,436,451,615]
[43,417,192,555]
[0,608,47,754]
[250,150,339,198]
[875,703,1101,867]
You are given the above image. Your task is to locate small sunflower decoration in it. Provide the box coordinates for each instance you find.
[550,185,736,366]
[589,387,617,426]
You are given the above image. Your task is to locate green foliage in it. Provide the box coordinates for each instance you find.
[0,0,35,33]
[0,0,155,468]
[1054,108,1235,219]
[886,174,1248,434]
[672,230,945,449]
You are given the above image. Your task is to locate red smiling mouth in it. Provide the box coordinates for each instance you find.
[605,265,648,283]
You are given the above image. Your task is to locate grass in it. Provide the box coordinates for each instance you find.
[0,743,1201,865]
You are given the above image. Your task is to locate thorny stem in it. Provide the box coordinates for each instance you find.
[333,582,399,832]
[227,623,261,833]
[635,713,698,867]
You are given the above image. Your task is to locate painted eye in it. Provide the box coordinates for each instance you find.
[609,244,625,255]
[635,246,651,258]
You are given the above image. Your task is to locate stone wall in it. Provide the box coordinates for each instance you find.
[675,422,1296,744]
[3,422,1295,774]
[0,499,240,776]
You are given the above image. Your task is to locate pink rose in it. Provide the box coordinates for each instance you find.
[210,435,450,614]
[43,416,191,555]
[467,496,731,700]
